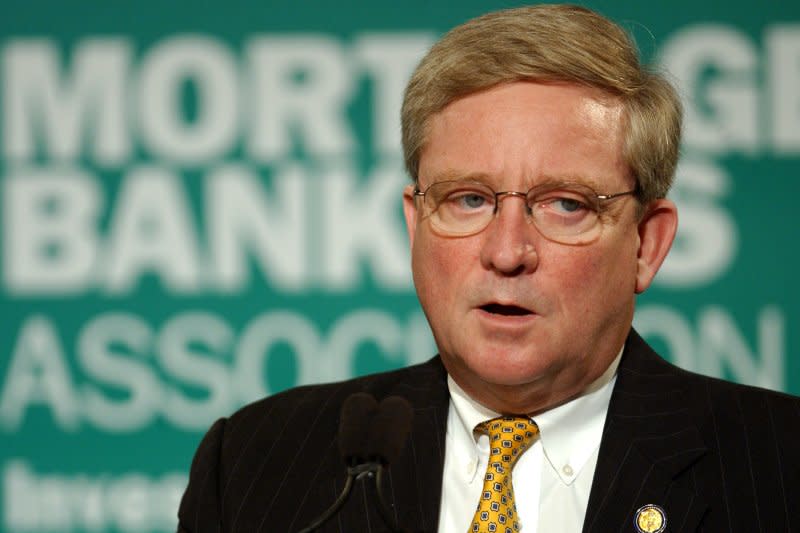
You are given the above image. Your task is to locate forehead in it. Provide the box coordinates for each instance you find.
[418,82,630,190]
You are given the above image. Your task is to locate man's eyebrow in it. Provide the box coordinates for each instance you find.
[420,170,493,184]
[536,174,606,191]
[421,170,608,191]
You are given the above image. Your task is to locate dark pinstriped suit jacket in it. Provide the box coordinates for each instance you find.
[177,329,800,532]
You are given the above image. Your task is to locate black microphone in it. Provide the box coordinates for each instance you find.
[366,396,414,531]
[368,396,414,466]
[296,393,414,533]
[339,392,379,466]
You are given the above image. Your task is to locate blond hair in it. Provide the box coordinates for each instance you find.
[401,4,682,202]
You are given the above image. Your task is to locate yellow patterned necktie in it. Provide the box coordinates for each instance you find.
[469,416,539,533]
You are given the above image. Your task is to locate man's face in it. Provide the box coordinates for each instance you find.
[403,82,673,413]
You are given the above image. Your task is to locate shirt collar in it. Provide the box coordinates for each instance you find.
[447,347,622,484]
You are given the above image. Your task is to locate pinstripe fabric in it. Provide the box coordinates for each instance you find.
[582,331,800,533]
[177,358,449,533]
[178,330,800,532]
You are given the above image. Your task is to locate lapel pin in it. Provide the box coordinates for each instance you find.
[634,504,666,533]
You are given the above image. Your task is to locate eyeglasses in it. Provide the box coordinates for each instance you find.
[412,180,638,245]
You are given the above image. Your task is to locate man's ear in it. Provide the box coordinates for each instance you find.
[635,198,678,294]
[402,184,418,249]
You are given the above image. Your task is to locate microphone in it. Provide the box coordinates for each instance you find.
[368,396,414,465]
[339,392,380,466]
[296,393,414,533]
[367,396,414,531]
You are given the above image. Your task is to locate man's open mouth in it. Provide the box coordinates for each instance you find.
[480,303,533,316]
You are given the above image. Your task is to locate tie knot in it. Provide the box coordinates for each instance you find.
[477,416,539,466]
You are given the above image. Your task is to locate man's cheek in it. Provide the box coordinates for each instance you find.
[423,236,465,272]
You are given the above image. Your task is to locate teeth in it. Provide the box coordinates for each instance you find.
[482,303,531,316]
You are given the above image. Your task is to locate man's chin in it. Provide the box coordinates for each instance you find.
[455,354,557,389]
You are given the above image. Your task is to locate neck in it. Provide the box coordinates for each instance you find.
[451,347,622,416]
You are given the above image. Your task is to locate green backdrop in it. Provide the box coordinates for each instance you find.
[1,1,798,531]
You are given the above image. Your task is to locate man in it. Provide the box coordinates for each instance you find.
[178,5,800,532]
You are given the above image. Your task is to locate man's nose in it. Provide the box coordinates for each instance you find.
[479,194,539,275]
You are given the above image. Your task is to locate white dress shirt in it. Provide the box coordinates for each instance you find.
[437,351,621,533]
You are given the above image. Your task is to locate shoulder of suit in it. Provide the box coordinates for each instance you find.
[225,355,446,426]
[646,346,800,408]
[625,328,800,424]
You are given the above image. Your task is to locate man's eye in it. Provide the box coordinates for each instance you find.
[448,192,489,209]
[460,193,487,208]
[553,197,585,213]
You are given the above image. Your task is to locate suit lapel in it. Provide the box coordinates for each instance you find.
[321,358,449,533]
[384,357,450,533]
[583,330,709,533]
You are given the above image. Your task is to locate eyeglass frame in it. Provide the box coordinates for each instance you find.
[411,179,640,244]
